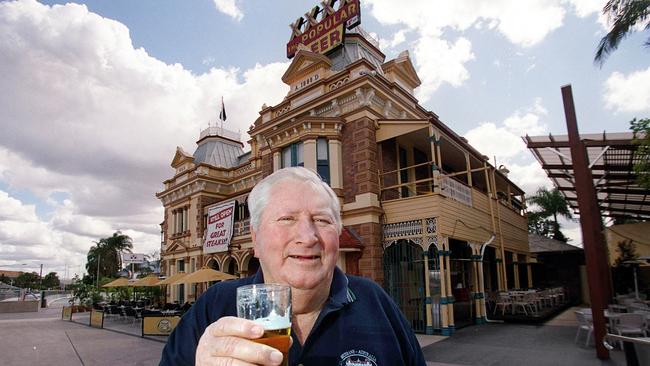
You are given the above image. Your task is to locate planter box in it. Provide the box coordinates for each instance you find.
[0,301,39,313]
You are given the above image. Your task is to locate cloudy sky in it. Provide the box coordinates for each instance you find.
[1,0,648,279]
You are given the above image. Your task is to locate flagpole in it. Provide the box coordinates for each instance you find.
[219,96,226,136]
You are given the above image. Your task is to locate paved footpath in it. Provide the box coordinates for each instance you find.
[3,305,620,366]
[0,307,164,366]
[1,306,454,366]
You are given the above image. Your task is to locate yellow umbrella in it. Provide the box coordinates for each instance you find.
[131,274,162,287]
[156,272,187,286]
[102,277,130,288]
[172,267,237,285]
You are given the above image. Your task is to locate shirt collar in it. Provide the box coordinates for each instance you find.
[251,266,356,307]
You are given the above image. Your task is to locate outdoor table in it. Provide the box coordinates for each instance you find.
[609,304,627,313]
[604,310,621,330]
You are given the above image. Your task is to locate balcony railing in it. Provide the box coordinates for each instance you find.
[439,175,472,206]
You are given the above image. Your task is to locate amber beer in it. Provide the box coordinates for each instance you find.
[237,284,292,366]
[253,327,291,366]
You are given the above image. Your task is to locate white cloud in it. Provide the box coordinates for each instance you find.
[366,0,568,46]
[0,191,38,222]
[464,99,550,195]
[564,0,603,18]
[364,1,613,102]
[376,29,409,51]
[0,189,90,276]
[212,0,243,21]
[365,0,575,101]
[0,0,288,276]
[603,67,650,113]
[414,36,474,103]
[561,220,583,246]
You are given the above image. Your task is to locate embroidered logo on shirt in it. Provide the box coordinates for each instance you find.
[339,349,377,366]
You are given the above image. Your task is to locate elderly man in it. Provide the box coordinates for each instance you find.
[160,167,425,365]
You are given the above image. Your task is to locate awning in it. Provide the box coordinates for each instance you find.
[525,132,650,220]
[375,119,429,142]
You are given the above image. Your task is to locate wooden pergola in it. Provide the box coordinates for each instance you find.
[525,85,649,360]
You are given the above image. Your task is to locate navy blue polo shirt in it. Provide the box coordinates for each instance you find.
[160,268,425,365]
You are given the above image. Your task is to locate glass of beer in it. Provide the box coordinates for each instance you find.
[236,284,291,366]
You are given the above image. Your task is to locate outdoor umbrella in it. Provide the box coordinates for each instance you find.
[102,277,131,288]
[131,274,162,287]
[172,267,237,285]
[156,272,187,286]
[623,259,647,300]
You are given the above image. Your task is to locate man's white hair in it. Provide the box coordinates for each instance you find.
[248,167,342,234]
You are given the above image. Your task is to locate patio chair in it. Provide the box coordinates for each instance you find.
[608,304,627,313]
[493,292,512,315]
[123,306,140,326]
[525,292,541,314]
[574,311,594,347]
[628,303,650,313]
[613,313,647,348]
[511,292,534,316]
[553,287,566,305]
[537,289,553,308]
[107,305,121,320]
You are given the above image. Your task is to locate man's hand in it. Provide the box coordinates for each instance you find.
[195,316,285,366]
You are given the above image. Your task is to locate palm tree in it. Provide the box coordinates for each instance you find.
[527,188,572,242]
[594,0,650,65]
[86,231,133,284]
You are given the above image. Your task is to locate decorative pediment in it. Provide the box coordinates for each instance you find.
[167,240,189,253]
[281,49,332,92]
[381,50,422,90]
[171,146,194,168]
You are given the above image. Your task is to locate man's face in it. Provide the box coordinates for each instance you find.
[252,179,340,290]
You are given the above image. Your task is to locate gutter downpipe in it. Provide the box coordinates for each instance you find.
[480,235,504,323]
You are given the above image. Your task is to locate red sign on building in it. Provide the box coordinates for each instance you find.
[286,0,361,58]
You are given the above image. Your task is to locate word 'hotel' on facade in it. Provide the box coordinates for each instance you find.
[156,0,530,336]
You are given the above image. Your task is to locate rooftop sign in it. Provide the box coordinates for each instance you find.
[286,0,361,59]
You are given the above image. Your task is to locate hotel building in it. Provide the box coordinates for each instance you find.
[157,2,530,335]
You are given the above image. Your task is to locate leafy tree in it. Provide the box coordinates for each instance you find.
[86,231,133,284]
[14,272,40,289]
[631,118,650,189]
[42,272,60,289]
[527,187,572,242]
[595,0,650,65]
[0,273,8,285]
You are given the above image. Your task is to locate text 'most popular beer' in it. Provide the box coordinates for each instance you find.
[237,284,291,366]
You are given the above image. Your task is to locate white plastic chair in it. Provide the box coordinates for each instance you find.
[574,311,594,347]
[613,313,647,348]
[493,292,512,315]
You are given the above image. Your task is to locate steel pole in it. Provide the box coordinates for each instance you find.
[96,253,101,288]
